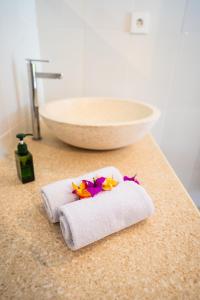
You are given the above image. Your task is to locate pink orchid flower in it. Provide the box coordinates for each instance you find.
[83,177,105,197]
[123,175,140,185]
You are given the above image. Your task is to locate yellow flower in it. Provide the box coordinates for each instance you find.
[102,177,118,191]
[72,181,91,199]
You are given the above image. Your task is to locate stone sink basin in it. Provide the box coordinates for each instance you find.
[39,97,160,150]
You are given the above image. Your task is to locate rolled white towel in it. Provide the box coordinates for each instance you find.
[41,166,123,223]
[59,181,154,250]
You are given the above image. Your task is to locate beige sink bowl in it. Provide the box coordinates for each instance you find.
[40,97,160,150]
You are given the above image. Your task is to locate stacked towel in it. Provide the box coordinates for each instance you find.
[41,166,123,223]
[59,181,154,250]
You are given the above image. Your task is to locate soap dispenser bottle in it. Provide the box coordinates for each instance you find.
[15,133,35,183]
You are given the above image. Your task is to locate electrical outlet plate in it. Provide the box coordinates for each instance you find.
[130,12,150,34]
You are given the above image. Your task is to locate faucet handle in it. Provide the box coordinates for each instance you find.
[26,58,49,63]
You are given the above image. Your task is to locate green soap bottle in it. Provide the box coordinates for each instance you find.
[15,133,35,183]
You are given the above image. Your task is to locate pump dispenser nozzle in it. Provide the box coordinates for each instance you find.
[16,133,33,140]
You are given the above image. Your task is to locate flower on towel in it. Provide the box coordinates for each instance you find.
[72,174,140,200]
[83,177,105,197]
[72,181,91,199]
[123,175,140,185]
[72,176,119,199]
[102,177,118,191]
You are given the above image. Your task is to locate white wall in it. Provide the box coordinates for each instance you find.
[35,0,200,206]
[0,0,40,157]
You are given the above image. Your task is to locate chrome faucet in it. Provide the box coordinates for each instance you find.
[26,59,62,140]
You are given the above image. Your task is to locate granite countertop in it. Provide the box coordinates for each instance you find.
[0,132,200,299]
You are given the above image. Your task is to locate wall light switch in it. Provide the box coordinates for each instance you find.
[130,12,150,34]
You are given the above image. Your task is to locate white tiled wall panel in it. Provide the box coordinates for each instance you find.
[0,0,41,156]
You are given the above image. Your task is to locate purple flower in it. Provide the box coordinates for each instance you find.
[83,177,106,197]
[123,175,140,185]
[95,177,106,187]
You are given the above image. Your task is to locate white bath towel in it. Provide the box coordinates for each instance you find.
[41,166,123,223]
[59,181,154,250]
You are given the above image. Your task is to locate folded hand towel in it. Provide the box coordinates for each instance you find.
[41,166,123,223]
[59,181,154,250]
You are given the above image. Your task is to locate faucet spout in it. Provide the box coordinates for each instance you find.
[36,72,62,79]
[26,59,62,140]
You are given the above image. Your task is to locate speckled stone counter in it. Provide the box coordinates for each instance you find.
[0,132,200,300]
